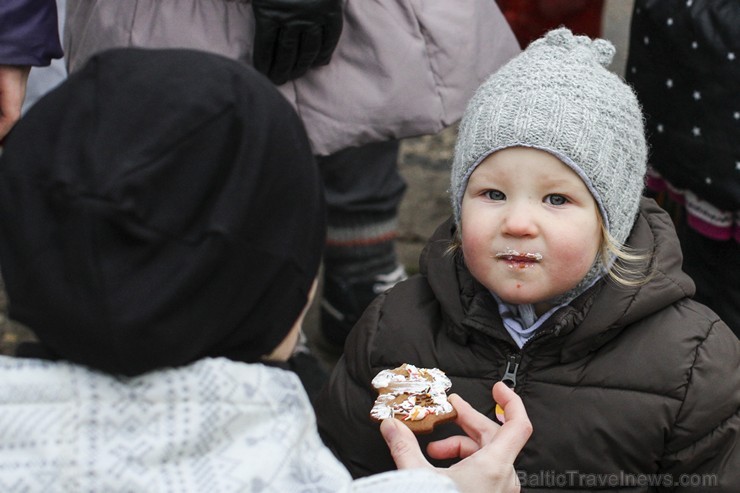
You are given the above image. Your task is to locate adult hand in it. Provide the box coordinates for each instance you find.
[251,0,343,85]
[381,382,532,493]
[0,65,31,140]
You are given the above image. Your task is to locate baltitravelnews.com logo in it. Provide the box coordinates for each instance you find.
[517,470,719,488]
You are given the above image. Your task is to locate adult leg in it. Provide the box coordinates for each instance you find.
[317,140,408,350]
[678,218,740,338]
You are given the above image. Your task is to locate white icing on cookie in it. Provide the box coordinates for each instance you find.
[370,364,453,422]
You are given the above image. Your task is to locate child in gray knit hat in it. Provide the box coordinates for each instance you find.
[449,26,649,343]
[317,28,739,489]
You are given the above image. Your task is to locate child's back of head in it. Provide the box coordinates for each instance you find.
[0,48,326,376]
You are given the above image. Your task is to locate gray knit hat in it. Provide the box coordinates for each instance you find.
[451,28,647,249]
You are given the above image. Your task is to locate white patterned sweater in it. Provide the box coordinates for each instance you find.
[0,356,458,493]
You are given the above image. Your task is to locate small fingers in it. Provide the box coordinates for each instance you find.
[488,382,533,462]
[427,435,481,460]
[380,418,433,471]
[0,115,16,141]
[492,382,528,426]
[448,393,501,443]
[0,66,28,140]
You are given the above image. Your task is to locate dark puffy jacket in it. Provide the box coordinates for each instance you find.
[0,0,63,66]
[316,199,740,492]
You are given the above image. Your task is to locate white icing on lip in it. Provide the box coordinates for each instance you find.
[370,364,454,421]
[494,248,543,261]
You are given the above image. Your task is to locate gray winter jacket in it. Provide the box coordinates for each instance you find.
[63,0,520,155]
[316,199,740,491]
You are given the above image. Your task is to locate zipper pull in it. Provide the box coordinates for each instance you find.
[502,353,521,389]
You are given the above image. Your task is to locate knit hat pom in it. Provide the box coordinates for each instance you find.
[534,27,615,67]
[591,39,616,67]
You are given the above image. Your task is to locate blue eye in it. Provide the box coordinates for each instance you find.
[485,190,506,200]
[545,194,568,206]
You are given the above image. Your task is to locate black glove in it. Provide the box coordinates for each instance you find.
[251,0,343,85]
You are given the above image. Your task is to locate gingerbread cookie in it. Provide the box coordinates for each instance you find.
[370,363,457,434]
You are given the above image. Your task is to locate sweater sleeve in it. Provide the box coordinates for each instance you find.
[660,319,740,491]
[315,294,399,478]
[0,0,63,66]
[351,469,458,493]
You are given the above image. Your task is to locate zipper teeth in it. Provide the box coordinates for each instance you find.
[521,326,558,350]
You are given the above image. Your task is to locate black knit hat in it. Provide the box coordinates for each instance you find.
[0,48,326,376]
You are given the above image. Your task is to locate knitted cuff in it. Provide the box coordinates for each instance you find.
[324,214,399,278]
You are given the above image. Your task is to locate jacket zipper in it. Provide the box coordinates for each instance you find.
[502,352,521,389]
[500,324,560,390]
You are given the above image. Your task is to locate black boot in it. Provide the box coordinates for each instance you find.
[319,264,407,353]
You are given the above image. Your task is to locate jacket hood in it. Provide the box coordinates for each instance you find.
[420,198,695,361]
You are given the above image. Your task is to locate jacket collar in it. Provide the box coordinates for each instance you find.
[559,198,695,362]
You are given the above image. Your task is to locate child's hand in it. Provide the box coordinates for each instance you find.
[0,65,31,140]
[380,382,531,493]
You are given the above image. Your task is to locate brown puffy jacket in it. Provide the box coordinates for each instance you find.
[316,198,740,491]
